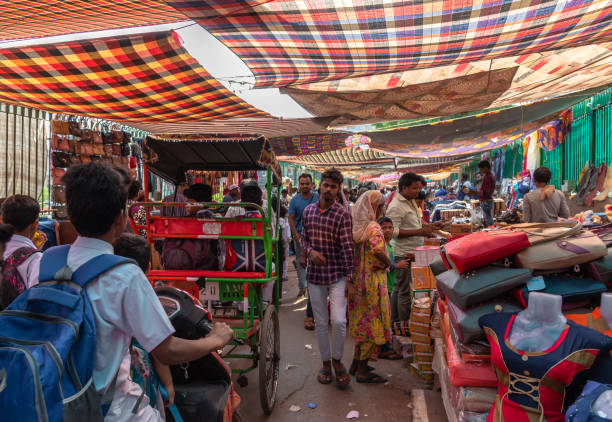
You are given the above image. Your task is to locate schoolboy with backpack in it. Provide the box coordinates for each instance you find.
[0,163,234,422]
[0,195,43,310]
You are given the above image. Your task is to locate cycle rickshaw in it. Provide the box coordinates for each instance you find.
[130,134,281,415]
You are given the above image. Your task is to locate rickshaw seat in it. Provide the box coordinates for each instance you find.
[149,216,266,239]
[148,270,272,280]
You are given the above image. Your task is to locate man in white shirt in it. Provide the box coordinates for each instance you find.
[1,195,43,290]
[30,163,234,421]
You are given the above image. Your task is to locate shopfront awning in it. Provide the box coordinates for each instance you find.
[0,31,268,122]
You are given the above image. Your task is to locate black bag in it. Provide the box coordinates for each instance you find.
[51,151,71,168]
[102,131,114,144]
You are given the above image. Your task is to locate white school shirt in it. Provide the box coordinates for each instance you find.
[3,234,42,288]
[28,236,175,420]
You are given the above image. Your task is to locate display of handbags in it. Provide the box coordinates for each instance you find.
[447,299,523,344]
[92,144,104,155]
[112,144,122,156]
[92,131,103,144]
[516,230,607,270]
[436,266,532,309]
[80,129,93,142]
[50,120,70,135]
[102,131,114,144]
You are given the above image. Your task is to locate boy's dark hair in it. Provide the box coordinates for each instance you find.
[281,188,288,195]
[417,190,427,200]
[377,216,393,226]
[478,160,491,170]
[128,179,141,201]
[63,163,129,237]
[0,223,14,244]
[1,195,40,231]
[185,183,212,202]
[461,174,468,180]
[298,173,313,183]
[242,184,263,207]
[280,206,288,218]
[113,233,150,272]
[398,172,422,191]
[533,167,552,184]
[321,168,343,185]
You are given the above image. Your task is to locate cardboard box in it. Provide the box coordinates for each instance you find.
[414,246,441,266]
[411,333,431,345]
[424,238,442,246]
[392,335,413,359]
[411,266,436,290]
[450,223,472,236]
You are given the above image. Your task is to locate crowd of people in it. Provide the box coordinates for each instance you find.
[0,158,576,418]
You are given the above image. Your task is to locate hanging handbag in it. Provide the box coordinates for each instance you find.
[102,131,114,144]
[90,155,103,162]
[112,130,124,142]
[436,266,532,309]
[51,151,71,168]
[447,299,522,343]
[92,131,103,144]
[80,129,94,142]
[51,134,60,150]
[121,156,129,167]
[79,143,93,155]
[92,144,104,155]
[103,145,113,156]
[51,120,70,135]
[68,121,81,137]
[122,131,132,145]
[102,156,113,164]
[51,168,66,185]
[516,230,607,270]
[69,154,81,165]
[111,156,122,165]
[112,144,122,156]
[79,154,91,163]
[52,185,66,203]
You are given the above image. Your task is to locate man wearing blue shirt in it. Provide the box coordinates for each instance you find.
[289,174,319,329]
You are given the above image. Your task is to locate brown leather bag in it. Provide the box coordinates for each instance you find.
[69,122,82,137]
[79,143,93,155]
[52,185,66,203]
[51,168,66,185]
[80,154,91,163]
[92,131,103,144]
[92,144,104,155]
[81,129,94,142]
[112,144,122,156]
[51,120,70,135]
[112,130,124,142]
[103,145,113,156]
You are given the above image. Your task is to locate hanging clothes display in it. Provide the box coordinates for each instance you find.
[479,312,612,422]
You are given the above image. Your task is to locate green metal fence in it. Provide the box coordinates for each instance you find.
[563,113,592,184]
[594,103,612,166]
[540,146,563,188]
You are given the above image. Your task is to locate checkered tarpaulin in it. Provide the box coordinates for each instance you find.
[0,0,186,41]
[168,0,612,87]
[0,31,268,122]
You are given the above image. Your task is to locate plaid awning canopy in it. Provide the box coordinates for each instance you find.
[291,41,612,125]
[282,147,393,166]
[0,0,186,41]
[0,31,268,122]
[167,0,612,87]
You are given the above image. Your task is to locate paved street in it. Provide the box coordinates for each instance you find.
[227,258,447,422]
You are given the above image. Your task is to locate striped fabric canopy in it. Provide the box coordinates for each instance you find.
[0,31,267,122]
[283,147,393,166]
[167,0,612,87]
[0,1,185,41]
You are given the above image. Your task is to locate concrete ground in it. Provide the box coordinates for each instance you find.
[226,258,448,422]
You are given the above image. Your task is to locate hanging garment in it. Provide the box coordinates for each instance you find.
[577,166,599,206]
[584,163,608,207]
[594,163,612,202]
[479,312,612,422]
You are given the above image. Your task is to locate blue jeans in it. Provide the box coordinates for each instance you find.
[309,278,347,361]
[293,239,307,290]
[482,200,494,227]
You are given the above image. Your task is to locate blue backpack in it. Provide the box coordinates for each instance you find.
[0,245,133,422]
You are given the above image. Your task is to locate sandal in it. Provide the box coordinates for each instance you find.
[317,368,333,385]
[304,317,315,331]
[356,372,387,384]
[349,362,375,376]
[379,350,403,360]
[334,365,351,390]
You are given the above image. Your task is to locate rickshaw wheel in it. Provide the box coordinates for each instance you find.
[259,305,280,415]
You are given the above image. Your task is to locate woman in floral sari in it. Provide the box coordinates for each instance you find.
[348,190,392,383]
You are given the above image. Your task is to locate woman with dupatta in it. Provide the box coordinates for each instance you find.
[348,190,392,383]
